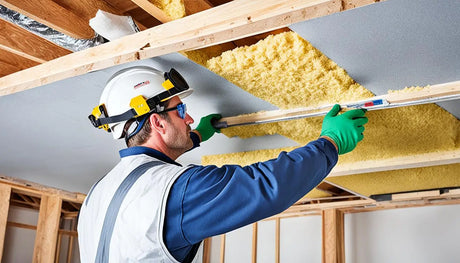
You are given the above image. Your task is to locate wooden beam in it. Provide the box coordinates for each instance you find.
[322,209,345,263]
[323,180,371,200]
[66,218,76,263]
[0,59,22,77]
[215,81,460,128]
[202,237,212,263]
[0,176,85,203]
[252,222,258,263]
[0,184,11,261]
[130,0,172,23]
[275,218,280,263]
[0,20,71,63]
[0,0,95,39]
[330,149,460,177]
[0,0,382,97]
[0,49,40,74]
[33,195,62,263]
[183,0,213,15]
[219,234,226,263]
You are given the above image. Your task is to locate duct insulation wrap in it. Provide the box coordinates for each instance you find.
[0,4,105,52]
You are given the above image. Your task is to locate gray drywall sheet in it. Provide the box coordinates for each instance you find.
[290,0,460,118]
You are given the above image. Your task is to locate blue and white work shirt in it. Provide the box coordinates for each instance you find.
[78,136,338,263]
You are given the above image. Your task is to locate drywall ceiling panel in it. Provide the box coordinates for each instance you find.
[290,0,460,118]
[0,53,300,193]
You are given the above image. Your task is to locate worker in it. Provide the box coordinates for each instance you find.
[79,66,368,262]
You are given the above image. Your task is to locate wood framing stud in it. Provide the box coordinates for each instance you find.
[130,0,172,23]
[202,237,212,263]
[0,0,95,39]
[252,222,258,263]
[275,218,280,263]
[0,0,382,97]
[322,209,345,263]
[33,195,62,263]
[0,184,11,261]
[220,234,226,263]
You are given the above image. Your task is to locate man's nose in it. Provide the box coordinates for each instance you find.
[185,114,194,125]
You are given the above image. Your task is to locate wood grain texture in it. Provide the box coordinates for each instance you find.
[0,0,94,39]
[0,0,382,96]
[33,195,62,263]
[0,184,11,261]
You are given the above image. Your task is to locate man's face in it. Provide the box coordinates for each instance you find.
[163,96,194,152]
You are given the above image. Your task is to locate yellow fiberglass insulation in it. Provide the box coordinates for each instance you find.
[151,0,185,20]
[201,31,460,196]
[207,32,374,109]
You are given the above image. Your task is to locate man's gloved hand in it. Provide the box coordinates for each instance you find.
[195,113,222,142]
[320,104,368,155]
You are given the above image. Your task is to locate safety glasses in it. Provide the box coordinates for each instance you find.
[160,103,187,119]
[89,68,191,133]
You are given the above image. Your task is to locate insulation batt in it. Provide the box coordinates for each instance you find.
[151,0,185,20]
[196,32,459,197]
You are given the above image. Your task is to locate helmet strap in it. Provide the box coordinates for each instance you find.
[124,114,150,145]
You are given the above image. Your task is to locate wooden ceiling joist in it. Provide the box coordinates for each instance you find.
[0,20,71,63]
[130,0,172,23]
[183,0,213,16]
[0,0,382,97]
[0,0,95,39]
[330,149,460,177]
[0,175,85,203]
[0,49,39,77]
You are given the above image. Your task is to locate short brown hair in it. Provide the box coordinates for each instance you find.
[125,100,170,147]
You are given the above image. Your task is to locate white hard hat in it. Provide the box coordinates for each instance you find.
[89,66,193,139]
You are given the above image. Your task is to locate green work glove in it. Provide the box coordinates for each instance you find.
[320,104,368,155]
[195,113,222,142]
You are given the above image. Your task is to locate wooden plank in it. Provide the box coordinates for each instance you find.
[252,223,258,263]
[55,233,62,263]
[275,218,280,263]
[322,209,345,263]
[330,149,460,177]
[130,0,172,23]
[0,49,40,72]
[219,234,226,263]
[183,0,213,15]
[0,184,11,261]
[33,195,62,263]
[391,190,440,201]
[65,218,76,263]
[287,199,376,212]
[0,0,94,39]
[386,80,460,104]
[0,19,71,63]
[0,175,85,203]
[0,59,22,77]
[0,0,382,97]
[216,81,460,128]
[323,180,371,200]
[202,237,212,263]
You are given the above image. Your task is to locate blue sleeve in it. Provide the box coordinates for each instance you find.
[164,138,338,261]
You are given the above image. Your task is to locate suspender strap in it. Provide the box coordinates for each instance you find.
[95,161,162,263]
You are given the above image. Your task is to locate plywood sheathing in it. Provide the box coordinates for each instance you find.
[199,32,460,197]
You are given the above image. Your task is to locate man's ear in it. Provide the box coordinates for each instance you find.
[150,113,167,134]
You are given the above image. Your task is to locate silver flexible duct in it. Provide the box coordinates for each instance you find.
[0,4,105,52]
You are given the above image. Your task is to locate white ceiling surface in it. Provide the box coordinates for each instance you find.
[290,0,460,119]
[1,0,459,193]
[0,54,298,193]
